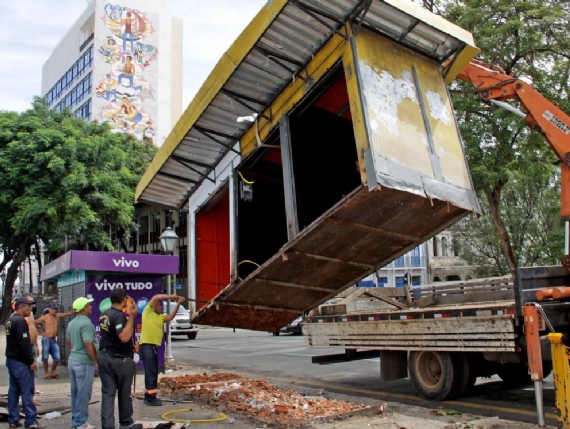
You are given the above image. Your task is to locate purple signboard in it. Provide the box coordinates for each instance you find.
[85,274,165,369]
[41,251,178,281]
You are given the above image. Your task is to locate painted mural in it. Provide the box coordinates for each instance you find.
[97,4,158,143]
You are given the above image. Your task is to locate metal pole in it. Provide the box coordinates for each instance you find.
[165,274,173,361]
[523,305,546,427]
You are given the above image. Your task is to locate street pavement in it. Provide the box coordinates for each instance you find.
[0,324,557,429]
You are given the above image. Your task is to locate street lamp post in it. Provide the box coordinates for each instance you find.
[159,227,179,363]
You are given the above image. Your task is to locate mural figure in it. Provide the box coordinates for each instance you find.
[104,3,122,20]
[117,56,141,90]
[95,74,117,101]
[111,96,144,131]
[98,4,157,141]
[120,12,135,52]
[143,120,155,140]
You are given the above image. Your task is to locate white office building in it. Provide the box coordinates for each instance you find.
[41,0,183,146]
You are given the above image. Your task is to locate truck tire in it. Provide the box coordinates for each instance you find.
[409,351,456,400]
[449,354,477,398]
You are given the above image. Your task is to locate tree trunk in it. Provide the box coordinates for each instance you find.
[0,239,30,324]
[486,186,517,275]
[34,240,43,295]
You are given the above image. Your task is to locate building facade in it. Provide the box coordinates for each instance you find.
[357,231,474,289]
[41,0,183,146]
[40,0,186,295]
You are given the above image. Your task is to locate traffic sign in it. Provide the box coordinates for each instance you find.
[174,283,182,290]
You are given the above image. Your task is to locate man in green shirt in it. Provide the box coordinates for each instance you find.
[140,294,185,406]
[66,297,98,429]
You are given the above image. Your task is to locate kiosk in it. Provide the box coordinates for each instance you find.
[40,250,178,369]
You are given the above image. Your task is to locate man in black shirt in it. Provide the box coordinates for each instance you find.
[98,288,142,429]
[6,297,42,429]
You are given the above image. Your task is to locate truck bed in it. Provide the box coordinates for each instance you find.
[305,277,518,352]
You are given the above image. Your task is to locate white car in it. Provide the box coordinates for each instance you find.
[164,303,199,340]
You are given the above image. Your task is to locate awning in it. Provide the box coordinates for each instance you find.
[135,0,477,209]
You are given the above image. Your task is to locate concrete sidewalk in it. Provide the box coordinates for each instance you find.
[0,325,249,428]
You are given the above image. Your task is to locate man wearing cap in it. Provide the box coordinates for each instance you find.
[139,293,185,406]
[66,297,98,429]
[5,297,43,429]
[34,302,74,379]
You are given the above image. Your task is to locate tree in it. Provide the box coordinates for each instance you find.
[452,160,564,276]
[436,0,570,273]
[0,99,156,323]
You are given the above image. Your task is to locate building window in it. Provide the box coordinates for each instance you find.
[46,45,94,108]
[442,237,448,257]
[410,246,421,267]
[377,276,388,287]
[433,237,439,257]
[394,256,405,268]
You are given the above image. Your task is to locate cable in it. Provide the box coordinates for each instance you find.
[237,171,254,185]
[160,408,228,423]
[237,260,261,282]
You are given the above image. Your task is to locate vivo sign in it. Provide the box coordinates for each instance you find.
[41,251,178,281]
[113,257,140,268]
[95,279,153,291]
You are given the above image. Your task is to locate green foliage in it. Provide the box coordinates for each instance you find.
[0,98,156,259]
[452,153,564,276]
[434,0,570,271]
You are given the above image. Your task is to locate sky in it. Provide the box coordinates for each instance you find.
[0,0,268,112]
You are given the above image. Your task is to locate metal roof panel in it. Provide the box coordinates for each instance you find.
[135,0,477,209]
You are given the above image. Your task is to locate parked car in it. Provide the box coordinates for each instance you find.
[273,316,304,336]
[164,303,199,340]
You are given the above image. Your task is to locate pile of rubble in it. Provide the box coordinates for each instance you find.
[159,372,373,427]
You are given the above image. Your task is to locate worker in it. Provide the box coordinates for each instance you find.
[66,297,98,429]
[6,297,42,429]
[98,288,142,429]
[139,293,186,406]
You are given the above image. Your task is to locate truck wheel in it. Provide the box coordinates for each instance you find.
[409,351,456,400]
[496,363,531,386]
[449,354,477,398]
[187,332,197,340]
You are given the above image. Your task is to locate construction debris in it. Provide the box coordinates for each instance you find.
[159,372,374,428]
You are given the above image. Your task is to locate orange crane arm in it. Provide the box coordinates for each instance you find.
[455,59,570,221]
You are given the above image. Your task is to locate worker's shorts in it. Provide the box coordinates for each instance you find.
[41,337,61,363]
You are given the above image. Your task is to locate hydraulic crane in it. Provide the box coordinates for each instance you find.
[454,58,570,428]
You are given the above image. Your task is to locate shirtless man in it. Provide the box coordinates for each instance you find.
[23,293,40,359]
[34,302,74,379]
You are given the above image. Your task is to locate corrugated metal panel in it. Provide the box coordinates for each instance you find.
[135,0,477,209]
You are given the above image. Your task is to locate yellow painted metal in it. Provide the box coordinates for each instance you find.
[548,333,570,428]
[444,44,480,84]
[135,0,479,205]
[351,28,474,191]
[134,0,289,202]
[342,25,369,186]
[239,32,348,158]
[380,0,480,84]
